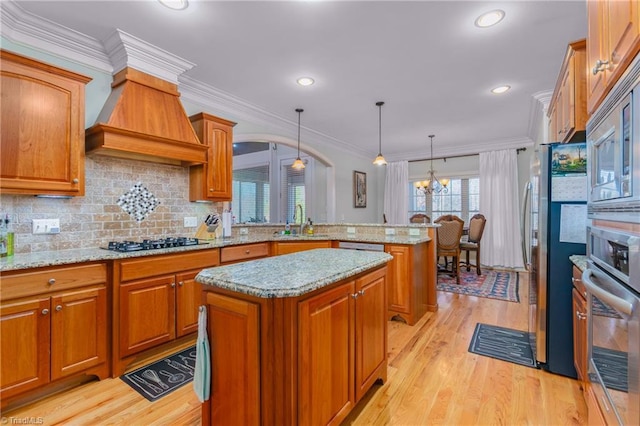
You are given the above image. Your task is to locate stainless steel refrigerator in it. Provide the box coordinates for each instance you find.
[521,142,587,378]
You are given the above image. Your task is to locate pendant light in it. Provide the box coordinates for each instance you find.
[292,108,305,170]
[373,101,387,166]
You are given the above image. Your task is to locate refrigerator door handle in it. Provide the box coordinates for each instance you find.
[520,181,532,270]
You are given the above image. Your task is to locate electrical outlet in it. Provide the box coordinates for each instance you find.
[240,227,249,235]
[385,228,395,235]
[409,228,420,236]
[347,227,356,234]
[184,216,198,227]
[32,219,60,234]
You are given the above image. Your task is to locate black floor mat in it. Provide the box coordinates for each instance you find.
[121,346,196,401]
[592,346,628,393]
[468,323,538,368]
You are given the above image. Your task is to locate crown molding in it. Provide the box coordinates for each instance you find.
[103,29,195,84]
[527,90,552,144]
[0,0,112,72]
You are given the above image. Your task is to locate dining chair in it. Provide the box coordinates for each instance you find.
[435,216,464,284]
[459,214,487,275]
[409,213,430,224]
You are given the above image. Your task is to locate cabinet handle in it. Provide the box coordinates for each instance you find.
[48,278,56,285]
[359,289,365,296]
[42,309,49,315]
[178,281,184,286]
[55,305,62,312]
[575,310,586,320]
[171,282,176,288]
[351,293,359,299]
[592,59,609,75]
[209,188,214,192]
[245,250,250,254]
[72,178,79,184]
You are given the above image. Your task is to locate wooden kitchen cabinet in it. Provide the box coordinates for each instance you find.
[220,242,270,264]
[386,242,429,325]
[587,0,640,114]
[272,240,331,255]
[0,49,91,196]
[548,39,587,143]
[113,249,219,376]
[201,264,388,425]
[189,112,236,201]
[0,263,108,409]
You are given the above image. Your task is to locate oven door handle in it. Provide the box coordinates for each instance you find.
[582,268,633,316]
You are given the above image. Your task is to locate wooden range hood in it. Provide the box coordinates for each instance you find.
[85,67,207,166]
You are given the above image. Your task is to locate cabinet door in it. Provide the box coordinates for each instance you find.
[572,289,588,383]
[607,0,639,75]
[355,268,387,401]
[298,281,355,426]
[206,292,260,426]
[176,270,201,338]
[587,0,607,114]
[50,286,107,380]
[386,245,411,314]
[0,50,89,196]
[119,275,176,357]
[189,113,236,201]
[0,297,50,399]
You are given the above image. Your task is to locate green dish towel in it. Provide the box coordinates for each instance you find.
[193,305,211,402]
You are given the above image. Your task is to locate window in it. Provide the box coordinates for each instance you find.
[409,177,480,224]
[232,165,270,223]
[281,162,306,223]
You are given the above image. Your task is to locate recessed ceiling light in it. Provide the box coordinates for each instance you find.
[297,77,315,87]
[158,0,189,10]
[475,10,505,28]
[491,85,511,94]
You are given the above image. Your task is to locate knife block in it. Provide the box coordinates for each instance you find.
[194,223,219,240]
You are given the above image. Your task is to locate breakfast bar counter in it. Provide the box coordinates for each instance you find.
[195,248,392,425]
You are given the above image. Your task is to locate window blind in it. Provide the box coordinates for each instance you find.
[282,164,305,223]
[232,165,270,223]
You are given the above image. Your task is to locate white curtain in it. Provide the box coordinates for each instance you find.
[479,149,524,268]
[383,161,409,225]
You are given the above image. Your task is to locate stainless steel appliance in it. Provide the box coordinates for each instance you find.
[104,237,204,252]
[522,142,588,377]
[582,226,640,425]
[587,53,640,223]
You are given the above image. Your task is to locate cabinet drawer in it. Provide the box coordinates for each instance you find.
[1,263,107,301]
[119,249,219,282]
[221,243,269,263]
[572,265,586,299]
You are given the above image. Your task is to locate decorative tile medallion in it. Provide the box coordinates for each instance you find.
[117,182,160,222]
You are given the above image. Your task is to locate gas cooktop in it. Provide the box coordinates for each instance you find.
[103,237,205,253]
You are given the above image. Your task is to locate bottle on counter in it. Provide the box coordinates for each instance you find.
[307,218,314,235]
[284,220,291,235]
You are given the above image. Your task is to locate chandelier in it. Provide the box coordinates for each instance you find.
[414,134,449,194]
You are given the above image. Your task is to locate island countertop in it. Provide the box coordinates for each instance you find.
[195,248,392,298]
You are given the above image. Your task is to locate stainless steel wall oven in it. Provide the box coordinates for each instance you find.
[583,226,639,425]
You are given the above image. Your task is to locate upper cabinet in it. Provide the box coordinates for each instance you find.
[189,112,236,202]
[0,50,91,196]
[548,39,587,143]
[587,0,640,114]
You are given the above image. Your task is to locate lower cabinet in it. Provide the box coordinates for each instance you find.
[0,263,108,407]
[202,265,388,425]
[386,242,430,325]
[114,249,219,376]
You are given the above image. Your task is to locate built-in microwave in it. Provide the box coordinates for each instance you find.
[587,56,640,223]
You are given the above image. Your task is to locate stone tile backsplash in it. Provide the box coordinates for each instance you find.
[0,156,223,254]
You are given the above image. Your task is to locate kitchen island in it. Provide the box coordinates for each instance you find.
[195,248,392,426]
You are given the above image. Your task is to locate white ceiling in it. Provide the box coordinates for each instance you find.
[10,0,587,161]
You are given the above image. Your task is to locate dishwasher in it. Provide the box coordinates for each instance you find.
[337,241,385,252]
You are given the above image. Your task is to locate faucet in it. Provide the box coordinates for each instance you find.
[294,204,306,235]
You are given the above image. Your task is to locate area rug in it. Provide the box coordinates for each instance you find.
[592,346,628,393]
[437,269,520,302]
[468,323,538,368]
[121,346,196,402]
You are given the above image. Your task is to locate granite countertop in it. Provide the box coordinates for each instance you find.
[0,232,430,272]
[195,248,392,298]
[570,254,588,272]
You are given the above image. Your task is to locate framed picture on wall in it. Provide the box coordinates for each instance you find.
[354,170,367,208]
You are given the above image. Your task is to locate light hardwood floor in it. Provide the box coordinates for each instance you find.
[3,271,587,425]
